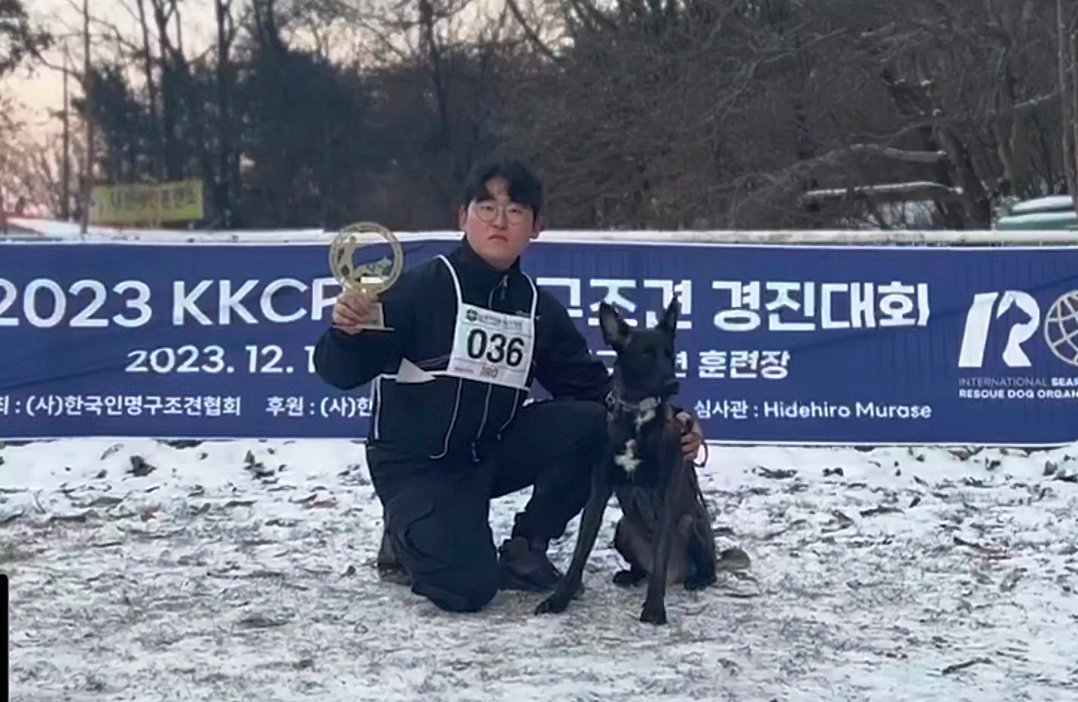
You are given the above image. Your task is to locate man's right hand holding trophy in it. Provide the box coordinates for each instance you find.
[332,289,383,335]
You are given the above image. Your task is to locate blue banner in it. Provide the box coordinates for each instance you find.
[1,238,1076,445]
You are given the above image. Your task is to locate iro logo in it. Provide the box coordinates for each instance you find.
[958,289,1078,368]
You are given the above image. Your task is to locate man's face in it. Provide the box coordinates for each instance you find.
[458,177,542,270]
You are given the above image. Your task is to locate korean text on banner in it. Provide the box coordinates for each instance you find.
[89,180,204,226]
[0,239,1076,445]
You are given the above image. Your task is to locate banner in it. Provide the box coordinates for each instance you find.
[1,238,1077,445]
[90,179,204,225]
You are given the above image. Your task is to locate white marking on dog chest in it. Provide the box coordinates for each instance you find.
[629,396,659,431]
[614,438,641,475]
[634,406,656,431]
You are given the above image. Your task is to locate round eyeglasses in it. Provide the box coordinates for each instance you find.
[474,201,531,225]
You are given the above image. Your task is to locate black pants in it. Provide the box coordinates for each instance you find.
[366,399,607,613]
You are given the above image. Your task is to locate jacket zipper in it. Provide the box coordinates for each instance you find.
[471,275,508,461]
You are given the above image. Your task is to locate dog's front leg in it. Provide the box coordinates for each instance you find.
[535,473,613,616]
[640,460,685,625]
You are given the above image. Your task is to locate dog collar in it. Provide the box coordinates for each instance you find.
[605,393,660,415]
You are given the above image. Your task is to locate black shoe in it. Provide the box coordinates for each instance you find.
[376,528,412,586]
[498,536,562,591]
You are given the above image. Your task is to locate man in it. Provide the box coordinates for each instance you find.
[313,159,703,613]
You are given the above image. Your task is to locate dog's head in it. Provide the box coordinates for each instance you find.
[599,296,681,401]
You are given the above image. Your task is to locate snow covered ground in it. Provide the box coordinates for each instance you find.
[2,438,1076,702]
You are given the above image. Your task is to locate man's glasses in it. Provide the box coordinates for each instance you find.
[474,201,531,225]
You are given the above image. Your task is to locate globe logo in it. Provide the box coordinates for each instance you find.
[1044,290,1078,367]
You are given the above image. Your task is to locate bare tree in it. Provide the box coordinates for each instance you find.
[19,0,1069,230]
[213,0,241,226]
[0,0,51,76]
[0,96,86,218]
[81,0,93,232]
[1058,0,1078,211]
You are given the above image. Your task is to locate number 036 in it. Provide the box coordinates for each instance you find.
[466,329,525,367]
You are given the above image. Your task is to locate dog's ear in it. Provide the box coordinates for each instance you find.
[657,295,680,337]
[599,302,631,349]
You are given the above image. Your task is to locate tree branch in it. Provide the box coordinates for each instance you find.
[803,181,963,205]
[504,0,563,66]
[844,143,948,163]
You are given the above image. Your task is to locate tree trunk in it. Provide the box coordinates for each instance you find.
[136,0,163,180]
[152,0,180,180]
[1058,0,1077,204]
[1071,28,1078,213]
[81,0,93,233]
[215,0,236,226]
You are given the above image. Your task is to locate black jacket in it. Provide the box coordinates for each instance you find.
[313,238,613,461]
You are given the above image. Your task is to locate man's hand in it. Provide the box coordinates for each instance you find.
[676,410,704,462]
[332,290,379,335]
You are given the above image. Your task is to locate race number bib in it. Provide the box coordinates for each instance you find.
[447,303,535,390]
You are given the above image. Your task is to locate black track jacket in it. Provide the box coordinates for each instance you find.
[313,238,613,461]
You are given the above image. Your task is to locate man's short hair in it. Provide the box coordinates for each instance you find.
[462,159,544,218]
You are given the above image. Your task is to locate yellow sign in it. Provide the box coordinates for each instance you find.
[90,179,204,225]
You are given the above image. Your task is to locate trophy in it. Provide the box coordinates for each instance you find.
[328,221,404,331]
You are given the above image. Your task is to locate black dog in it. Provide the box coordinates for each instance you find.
[535,297,718,625]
